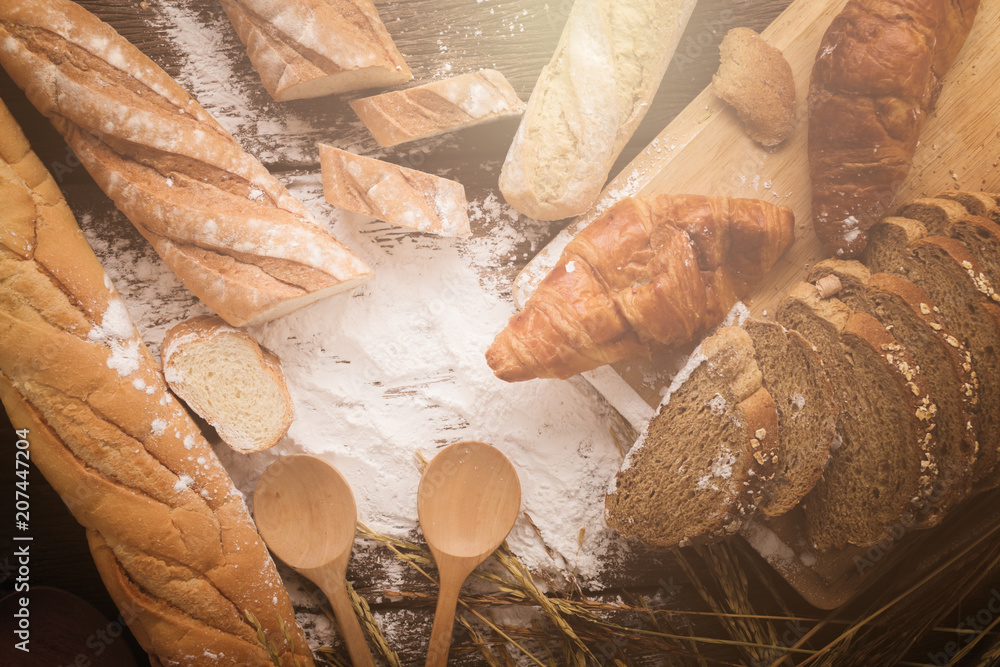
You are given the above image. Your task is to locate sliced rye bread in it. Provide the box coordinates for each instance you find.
[807,259,978,525]
[864,217,1000,488]
[605,326,779,548]
[934,191,999,222]
[776,283,939,550]
[741,317,837,517]
[897,197,1000,293]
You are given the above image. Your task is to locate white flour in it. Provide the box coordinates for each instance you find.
[85,171,627,585]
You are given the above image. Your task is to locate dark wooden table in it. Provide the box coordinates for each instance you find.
[2,1,999,665]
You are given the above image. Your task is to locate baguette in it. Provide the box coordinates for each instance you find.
[0,98,313,666]
[0,0,373,328]
[498,0,698,221]
[218,0,411,101]
[807,0,980,258]
[319,143,471,237]
[349,69,525,147]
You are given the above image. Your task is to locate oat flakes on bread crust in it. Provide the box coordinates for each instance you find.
[605,326,779,548]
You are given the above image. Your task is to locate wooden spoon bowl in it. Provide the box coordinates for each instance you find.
[253,454,375,667]
[418,441,521,665]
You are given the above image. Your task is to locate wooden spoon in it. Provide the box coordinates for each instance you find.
[418,441,522,666]
[253,455,375,667]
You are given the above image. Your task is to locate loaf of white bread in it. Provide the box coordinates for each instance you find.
[0,0,373,328]
[218,0,411,101]
[499,0,698,221]
[0,98,313,666]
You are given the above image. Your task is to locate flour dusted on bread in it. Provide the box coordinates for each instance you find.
[606,327,779,548]
[219,0,411,100]
[163,316,294,453]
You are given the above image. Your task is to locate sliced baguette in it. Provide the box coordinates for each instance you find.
[807,259,978,525]
[162,316,294,453]
[349,70,525,147]
[318,144,470,237]
[741,318,837,517]
[776,284,939,549]
[605,326,779,548]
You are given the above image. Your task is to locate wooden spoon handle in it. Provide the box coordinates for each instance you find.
[321,578,376,667]
[425,571,465,667]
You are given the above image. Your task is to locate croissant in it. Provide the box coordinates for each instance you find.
[808,0,979,258]
[486,194,795,382]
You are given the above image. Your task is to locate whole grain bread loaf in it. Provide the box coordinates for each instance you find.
[605,326,779,548]
[741,318,837,517]
[807,260,979,525]
[776,283,939,549]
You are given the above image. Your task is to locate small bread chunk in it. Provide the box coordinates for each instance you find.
[350,69,525,147]
[808,260,979,527]
[319,144,470,237]
[935,191,1000,222]
[742,318,837,517]
[865,218,1000,488]
[712,27,795,147]
[162,316,294,453]
[605,326,779,548]
[777,284,939,550]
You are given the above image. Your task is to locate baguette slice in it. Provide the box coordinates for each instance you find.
[219,0,411,101]
[319,144,470,237]
[0,0,373,328]
[349,70,525,147]
[865,218,1000,488]
[777,284,939,549]
[742,318,837,517]
[808,259,979,525]
[935,190,1000,222]
[605,326,779,548]
[162,316,294,453]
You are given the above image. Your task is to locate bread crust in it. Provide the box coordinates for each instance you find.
[0,99,311,666]
[807,0,980,258]
[0,0,373,327]
[486,194,794,381]
[218,0,411,101]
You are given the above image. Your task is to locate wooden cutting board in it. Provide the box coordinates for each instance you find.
[514,0,1000,609]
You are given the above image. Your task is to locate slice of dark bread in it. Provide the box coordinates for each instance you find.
[865,218,1000,488]
[776,283,939,550]
[897,198,1000,295]
[807,259,978,525]
[741,318,837,517]
[935,191,999,222]
[605,326,779,548]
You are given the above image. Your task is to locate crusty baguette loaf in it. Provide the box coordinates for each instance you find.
[318,143,471,237]
[807,0,980,258]
[498,0,698,221]
[218,0,411,101]
[486,194,794,381]
[0,0,373,328]
[0,98,312,666]
[162,316,295,453]
[349,69,525,147]
[606,326,780,548]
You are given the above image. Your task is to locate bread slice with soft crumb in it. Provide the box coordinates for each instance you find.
[162,315,294,453]
[605,326,779,548]
[742,318,837,517]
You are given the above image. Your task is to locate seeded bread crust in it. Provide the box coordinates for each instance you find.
[777,283,939,549]
[808,259,979,525]
[605,326,779,548]
[742,318,837,517]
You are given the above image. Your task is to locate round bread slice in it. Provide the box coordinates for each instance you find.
[605,326,779,548]
[162,315,294,453]
[807,259,979,526]
[865,218,1000,488]
[776,283,939,550]
[741,318,837,517]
